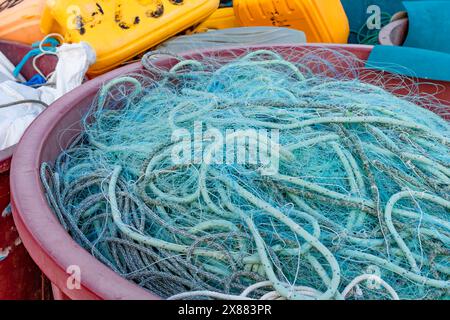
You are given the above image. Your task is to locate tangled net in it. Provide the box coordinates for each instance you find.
[41,48,450,300]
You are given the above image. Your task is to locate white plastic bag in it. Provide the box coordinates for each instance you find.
[39,42,96,103]
[0,42,95,150]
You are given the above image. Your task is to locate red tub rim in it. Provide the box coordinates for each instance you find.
[10,43,448,300]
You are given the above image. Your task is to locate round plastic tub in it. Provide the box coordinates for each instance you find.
[10,44,450,300]
[0,40,56,300]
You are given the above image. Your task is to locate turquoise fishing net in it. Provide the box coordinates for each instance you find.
[41,48,449,300]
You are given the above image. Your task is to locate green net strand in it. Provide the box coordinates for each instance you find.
[351,12,393,45]
[41,48,449,300]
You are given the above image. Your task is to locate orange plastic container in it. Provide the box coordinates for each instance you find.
[233,0,349,43]
[41,0,220,76]
[0,0,46,44]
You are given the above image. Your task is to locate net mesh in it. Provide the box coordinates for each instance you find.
[41,47,450,300]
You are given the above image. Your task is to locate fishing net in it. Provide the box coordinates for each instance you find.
[41,47,450,300]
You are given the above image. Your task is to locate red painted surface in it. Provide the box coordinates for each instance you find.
[0,40,56,300]
[9,44,450,300]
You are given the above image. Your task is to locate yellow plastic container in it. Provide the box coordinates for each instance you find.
[233,0,349,43]
[0,0,46,44]
[41,0,220,75]
[190,7,240,34]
